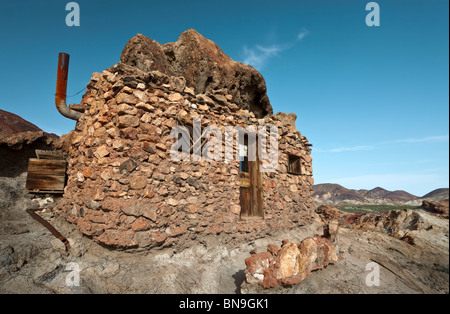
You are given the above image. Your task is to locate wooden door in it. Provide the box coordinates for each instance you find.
[239,133,263,219]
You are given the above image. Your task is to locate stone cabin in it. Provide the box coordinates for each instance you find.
[55,29,314,250]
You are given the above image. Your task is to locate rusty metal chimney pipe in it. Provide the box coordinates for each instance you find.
[55,52,81,121]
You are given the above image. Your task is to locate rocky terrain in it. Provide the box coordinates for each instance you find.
[0,172,448,294]
[313,183,449,206]
[422,188,450,202]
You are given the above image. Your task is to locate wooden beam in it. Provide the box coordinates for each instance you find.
[28,159,66,175]
[26,173,65,191]
[35,150,65,160]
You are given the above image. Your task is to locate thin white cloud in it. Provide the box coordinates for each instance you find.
[314,145,374,153]
[297,28,310,41]
[387,135,449,144]
[242,44,287,70]
[242,28,309,70]
[255,44,285,55]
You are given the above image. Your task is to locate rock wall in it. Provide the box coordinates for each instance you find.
[54,66,314,250]
[54,30,314,250]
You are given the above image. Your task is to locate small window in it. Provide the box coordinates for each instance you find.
[176,124,206,155]
[177,125,192,152]
[288,154,301,175]
[239,134,249,173]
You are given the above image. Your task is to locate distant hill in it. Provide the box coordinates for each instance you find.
[421,188,450,202]
[313,184,366,204]
[0,109,42,138]
[313,183,449,206]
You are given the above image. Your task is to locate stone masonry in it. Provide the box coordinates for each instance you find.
[54,30,314,250]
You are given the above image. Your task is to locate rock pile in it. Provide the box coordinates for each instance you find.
[243,237,338,289]
[315,204,446,246]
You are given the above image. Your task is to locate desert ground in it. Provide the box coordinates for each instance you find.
[1,174,448,294]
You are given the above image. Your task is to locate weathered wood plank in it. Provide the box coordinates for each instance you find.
[27,189,64,194]
[240,172,251,188]
[249,159,263,218]
[239,187,251,218]
[35,150,65,160]
[28,158,66,175]
[26,173,65,191]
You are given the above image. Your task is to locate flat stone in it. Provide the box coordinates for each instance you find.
[94,146,110,158]
[136,102,155,112]
[119,158,138,174]
[116,92,138,105]
[118,115,140,128]
[130,176,147,190]
[167,198,179,206]
[168,93,183,103]
[117,103,138,115]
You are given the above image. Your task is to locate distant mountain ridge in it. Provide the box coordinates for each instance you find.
[422,188,450,201]
[313,183,449,206]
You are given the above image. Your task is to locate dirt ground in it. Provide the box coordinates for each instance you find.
[0,175,448,294]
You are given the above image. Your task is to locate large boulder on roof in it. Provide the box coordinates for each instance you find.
[117,29,273,118]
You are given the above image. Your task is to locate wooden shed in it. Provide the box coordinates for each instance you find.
[26,150,66,193]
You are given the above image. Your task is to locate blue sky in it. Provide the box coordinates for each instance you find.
[0,0,448,196]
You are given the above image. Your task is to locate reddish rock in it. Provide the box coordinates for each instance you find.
[142,141,156,153]
[151,231,168,245]
[119,158,138,174]
[129,176,147,190]
[155,143,167,151]
[142,208,157,222]
[77,218,104,237]
[267,244,280,256]
[277,242,301,279]
[420,200,449,218]
[118,115,140,128]
[282,275,304,286]
[83,167,93,178]
[245,252,273,275]
[115,92,138,105]
[118,30,272,118]
[94,146,110,158]
[261,267,278,289]
[315,204,348,224]
[168,93,184,103]
[86,212,108,224]
[243,237,339,289]
[95,229,138,248]
[136,102,155,112]
[132,217,151,231]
